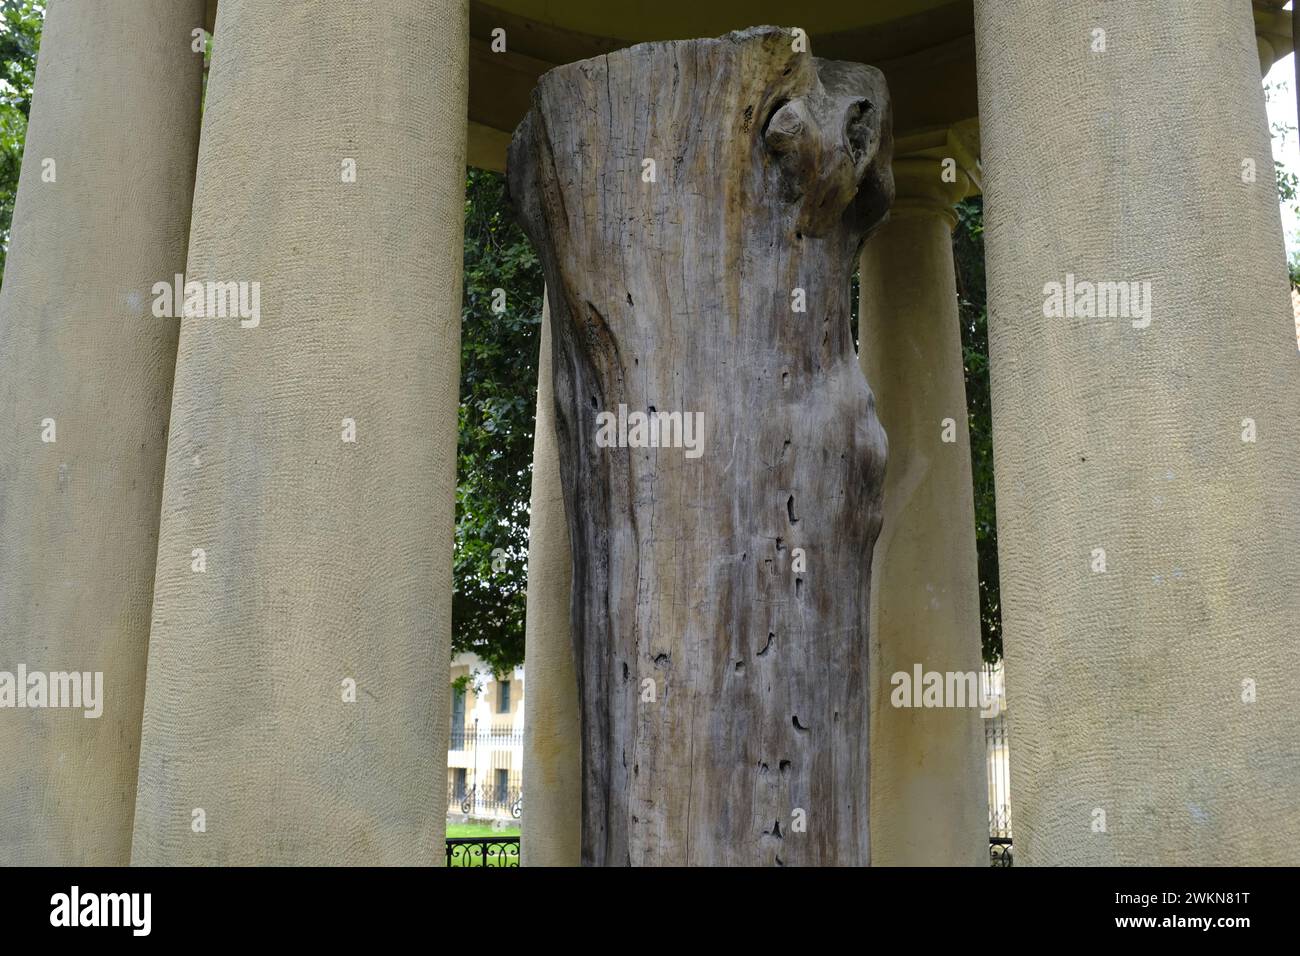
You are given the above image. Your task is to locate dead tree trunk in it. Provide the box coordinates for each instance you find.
[508,26,893,866]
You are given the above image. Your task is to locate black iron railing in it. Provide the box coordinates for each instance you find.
[444,834,1006,867]
[989,837,1013,867]
[448,726,523,818]
[446,836,520,867]
[448,728,523,751]
[982,664,1014,866]
[448,774,522,817]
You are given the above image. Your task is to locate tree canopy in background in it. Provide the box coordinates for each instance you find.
[454,169,543,676]
[0,0,42,283]
[953,197,1002,663]
[1265,79,1300,287]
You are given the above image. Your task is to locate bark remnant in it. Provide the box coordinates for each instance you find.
[509,26,893,866]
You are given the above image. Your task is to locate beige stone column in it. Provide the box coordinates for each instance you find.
[521,292,581,866]
[976,0,1300,864]
[0,0,204,866]
[131,0,468,865]
[858,154,989,867]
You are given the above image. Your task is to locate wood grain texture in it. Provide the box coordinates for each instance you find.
[509,26,893,865]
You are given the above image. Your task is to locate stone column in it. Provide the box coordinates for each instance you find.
[0,0,205,866]
[131,0,468,865]
[858,155,989,867]
[521,292,581,866]
[975,0,1300,865]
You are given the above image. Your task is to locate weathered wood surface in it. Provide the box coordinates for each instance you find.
[509,26,893,866]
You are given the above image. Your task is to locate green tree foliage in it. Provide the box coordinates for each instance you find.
[0,0,42,284]
[1278,162,1300,287]
[454,169,543,676]
[952,197,1002,664]
[1265,80,1300,289]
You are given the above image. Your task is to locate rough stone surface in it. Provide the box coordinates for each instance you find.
[131,0,467,865]
[976,0,1300,865]
[0,0,205,866]
[521,293,582,866]
[509,27,893,866]
[858,166,988,866]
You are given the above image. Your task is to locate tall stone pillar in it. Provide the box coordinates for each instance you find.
[976,0,1300,864]
[858,154,988,866]
[0,0,205,866]
[521,292,581,866]
[131,0,468,865]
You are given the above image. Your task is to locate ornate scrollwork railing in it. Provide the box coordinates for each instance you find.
[446,836,521,867]
[989,838,1013,867]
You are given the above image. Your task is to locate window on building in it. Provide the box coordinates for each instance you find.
[497,680,511,714]
[454,768,467,801]
[495,768,510,804]
[450,686,465,748]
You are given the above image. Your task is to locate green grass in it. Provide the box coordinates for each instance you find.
[446,823,520,839]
